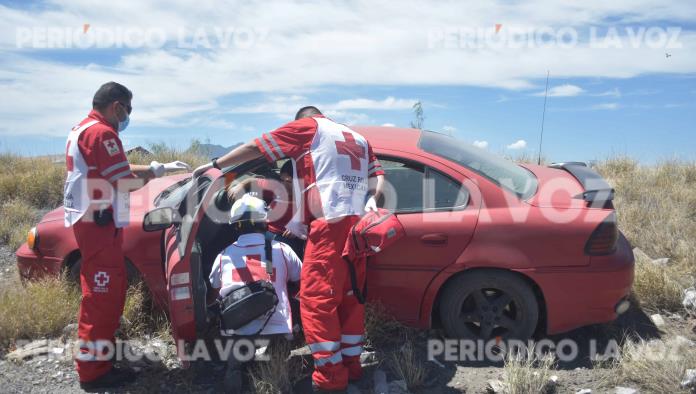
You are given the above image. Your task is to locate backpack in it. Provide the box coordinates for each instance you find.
[342,208,406,303]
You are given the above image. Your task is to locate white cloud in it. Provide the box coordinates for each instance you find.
[537,84,585,97]
[442,125,457,134]
[381,123,396,127]
[1,1,696,135]
[592,102,621,110]
[472,140,489,149]
[507,139,528,150]
[333,97,416,110]
[595,88,621,97]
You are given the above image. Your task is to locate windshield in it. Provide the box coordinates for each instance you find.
[154,178,193,207]
[418,131,538,199]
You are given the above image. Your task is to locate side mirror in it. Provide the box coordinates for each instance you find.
[143,207,179,232]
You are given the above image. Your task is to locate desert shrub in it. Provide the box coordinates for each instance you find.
[0,198,41,250]
[390,334,427,390]
[503,348,556,394]
[120,281,170,339]
[364,302,413,348]
[127,142,209,170]
[632,254,684,311]
[248,339,304,394]
[0,154,65,209]
[0,277,80,349]
[605,336,696,393]
[596,158,696,311]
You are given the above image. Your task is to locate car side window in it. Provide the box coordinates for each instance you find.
[379,157,469,213]
[425,168,470,210]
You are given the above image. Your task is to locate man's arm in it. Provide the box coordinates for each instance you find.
[369,174,385,202]
[193,141,262,177]
[193,118,317,177]
[130,164,155,180]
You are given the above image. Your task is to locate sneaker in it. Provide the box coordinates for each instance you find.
[79,366,136,392]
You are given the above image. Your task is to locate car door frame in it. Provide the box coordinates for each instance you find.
[372,148,483,327]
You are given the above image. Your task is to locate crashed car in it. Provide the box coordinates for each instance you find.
[16,127,634,356]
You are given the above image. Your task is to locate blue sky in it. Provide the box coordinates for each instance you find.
[1,1,695,163]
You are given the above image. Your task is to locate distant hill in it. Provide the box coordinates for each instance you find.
[195,143,243,159]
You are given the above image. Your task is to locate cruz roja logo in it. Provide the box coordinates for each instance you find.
[93,271,110,293]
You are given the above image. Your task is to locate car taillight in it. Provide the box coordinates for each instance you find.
[585,212,618,255]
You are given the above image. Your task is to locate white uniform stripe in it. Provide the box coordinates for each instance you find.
[341,345,362,357]
[101,161,129,177]
[314,351,342,366]
[341,334,363,344]
[266,134,285,159]
[259,137,279,161]
[108,169,132,183]
[309,341,340,353]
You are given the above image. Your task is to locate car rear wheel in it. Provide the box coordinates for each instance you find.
[439,270,539,340]
[66,258,140,287]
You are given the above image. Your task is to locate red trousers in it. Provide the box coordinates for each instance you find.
[300,216,366,390]
[73,219,127,382]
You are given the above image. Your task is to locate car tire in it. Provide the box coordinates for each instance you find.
[66,258,140,287]
[439,270,539,340]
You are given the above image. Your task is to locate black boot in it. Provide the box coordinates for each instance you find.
[79,366,136,392]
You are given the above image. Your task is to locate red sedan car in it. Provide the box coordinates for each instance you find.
[17,127,634,351]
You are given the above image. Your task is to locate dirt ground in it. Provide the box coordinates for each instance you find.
[2,250,695,393]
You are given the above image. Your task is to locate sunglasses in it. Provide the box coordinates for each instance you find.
[117,101,132,115]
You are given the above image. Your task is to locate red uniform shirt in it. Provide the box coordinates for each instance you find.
[254,116,384,222]
[72,110,133,190]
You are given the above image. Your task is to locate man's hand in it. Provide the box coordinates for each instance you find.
[364,196,378,212]
[149,161,165,178]
[150,161,192,178]
[192,162,214,177]
[164,161,191,172]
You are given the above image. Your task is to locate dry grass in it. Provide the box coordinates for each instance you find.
[632,256,684,311]
[120,281,170,339]
[0,276,80,349]
[603,336,696,393]
[0,198,40,250]
[364,302,414,349]
[127,142,210,169]
[390,334,427,390]
[248,339,304,394]
[503,349,556,394]
[595,157,696,311]
[0,154,65,209]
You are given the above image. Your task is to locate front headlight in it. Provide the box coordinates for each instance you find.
[27,227,39,250]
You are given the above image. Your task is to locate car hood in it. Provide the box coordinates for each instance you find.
[38,173,191,224]
[521,163,588,209]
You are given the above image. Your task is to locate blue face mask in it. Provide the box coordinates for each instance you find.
[116,103,130,133]
[118,113,130,133]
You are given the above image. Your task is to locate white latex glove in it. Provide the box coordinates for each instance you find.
[192,162,214,178]
[285,219,308,240]
[163,161,191,172]
[149,161,165,178]
[364,196,378,212]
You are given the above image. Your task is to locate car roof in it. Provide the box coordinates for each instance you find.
[351,126,422,151]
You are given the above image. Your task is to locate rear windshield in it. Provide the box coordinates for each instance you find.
[418,131,538,199]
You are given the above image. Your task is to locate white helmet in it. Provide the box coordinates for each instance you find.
[229,194,268,224]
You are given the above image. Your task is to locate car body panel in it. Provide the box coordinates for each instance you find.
[16,126,634,344]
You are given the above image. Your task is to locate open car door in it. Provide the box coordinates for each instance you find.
[164,158,268,363]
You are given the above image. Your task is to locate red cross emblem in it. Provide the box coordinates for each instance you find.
[232,255,276,282]
[94,271,110,287]
[335,131,365,171]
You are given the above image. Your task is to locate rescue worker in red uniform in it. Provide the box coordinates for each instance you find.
[194,106,385,392]
[65,82,190,391]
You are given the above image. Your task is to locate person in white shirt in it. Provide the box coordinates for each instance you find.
[209,194,302,392]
